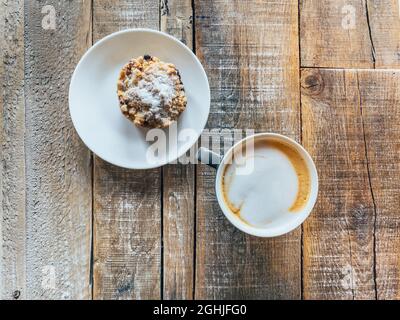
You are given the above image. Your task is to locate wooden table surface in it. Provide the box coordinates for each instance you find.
[1,0,400,300]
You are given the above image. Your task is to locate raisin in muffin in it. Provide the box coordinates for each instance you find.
[117,55,187,128]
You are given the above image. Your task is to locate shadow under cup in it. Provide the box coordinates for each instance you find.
[214,133,318,237]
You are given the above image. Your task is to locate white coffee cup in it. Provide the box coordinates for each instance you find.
[197,133,318,237]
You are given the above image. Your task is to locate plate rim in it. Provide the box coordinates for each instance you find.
[69,28,210,169]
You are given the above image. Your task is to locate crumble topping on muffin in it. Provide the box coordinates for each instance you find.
[117,55,187,128]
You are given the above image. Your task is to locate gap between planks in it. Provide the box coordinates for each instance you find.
[301,66,400,71]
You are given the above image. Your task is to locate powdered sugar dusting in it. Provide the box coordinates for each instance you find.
[124,64,176,113]
[118,55,187,128]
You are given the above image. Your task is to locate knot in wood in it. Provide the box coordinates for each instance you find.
[301,71,324,96]
[13,290,21,299]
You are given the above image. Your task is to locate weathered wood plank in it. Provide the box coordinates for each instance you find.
[161,0,195,300]
[300,0,375,68]
[161,0,193,49]
[301,68,376,299]
[0,0,26,300]
[366,0,400,68]
[24,0,92,299]
[93,159,161,300]
[93,0,159,32]
[163,164,195,300]
[194,0,301,299]
[92,0,161,300]
[358,70,400,299]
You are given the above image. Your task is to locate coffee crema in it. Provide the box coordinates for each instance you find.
[221,138,311,227]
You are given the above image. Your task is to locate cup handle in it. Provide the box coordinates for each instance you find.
[197,147,222,170]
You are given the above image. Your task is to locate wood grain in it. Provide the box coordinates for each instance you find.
[24,0,92,299]
[358,70,400,299]
[194,0,301,299]
[301,68,376,299]
[161,0,193,48]
[300,0,375,68]
[366,0,400,68]
[0,0,398,301]
[92,0,161,300]
[163,163,195,300]
[161,0,195,300]
[0,0,26,300]
[93,159,161,299]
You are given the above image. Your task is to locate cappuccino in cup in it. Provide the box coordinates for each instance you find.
[198,133,318,237]
[221,138,312,228]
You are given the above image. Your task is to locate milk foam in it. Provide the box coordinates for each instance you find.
[222,141,303,227]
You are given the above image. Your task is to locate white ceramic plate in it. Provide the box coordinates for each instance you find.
[69,29,210,169]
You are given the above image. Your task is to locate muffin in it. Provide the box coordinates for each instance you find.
[117,55,187,128]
